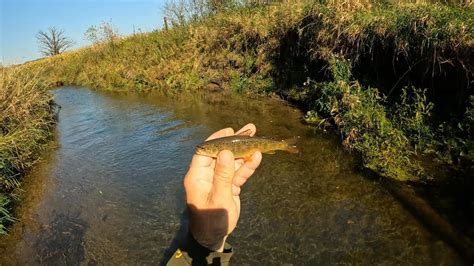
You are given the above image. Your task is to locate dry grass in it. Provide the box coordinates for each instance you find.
[1,0,471,233]
[0,66,56,234]
[15,0,474,184]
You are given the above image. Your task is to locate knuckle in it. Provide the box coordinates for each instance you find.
[214,168,233,182]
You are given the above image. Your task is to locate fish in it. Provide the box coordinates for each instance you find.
[195,135,299,158]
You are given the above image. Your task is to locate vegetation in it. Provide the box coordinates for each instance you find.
[0,66,56,234]
[301,57,425,181]
[84,21,120,45]
[282,1,473,181]
[25,0,471,182]
[36,27,74,56]
[3,0,472,231]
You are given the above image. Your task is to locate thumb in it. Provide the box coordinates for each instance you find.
[212,150,235,202]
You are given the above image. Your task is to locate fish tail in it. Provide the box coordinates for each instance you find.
[284,137,299,154]
[285,145,299,154]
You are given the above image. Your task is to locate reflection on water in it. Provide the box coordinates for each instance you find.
[0,87,463,264]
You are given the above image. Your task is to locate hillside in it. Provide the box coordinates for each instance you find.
[27,0,473,182]
[2,0,473,233]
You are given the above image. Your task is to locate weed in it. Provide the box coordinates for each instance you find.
[393,87,435,152]
[0,66,56,234]
[16,0,473,184]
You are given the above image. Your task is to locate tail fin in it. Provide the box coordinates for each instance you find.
[284,136,300,154]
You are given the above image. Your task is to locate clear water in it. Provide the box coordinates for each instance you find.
[0,87,463,264]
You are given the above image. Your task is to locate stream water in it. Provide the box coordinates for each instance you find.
[0,87,464,264]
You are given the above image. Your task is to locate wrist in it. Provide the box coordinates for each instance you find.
[167,233,233,265]
[189,227,227,252]
[187,205,230,252]
[188,233,232,254]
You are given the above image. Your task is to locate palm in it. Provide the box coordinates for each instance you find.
[184,124,262,251]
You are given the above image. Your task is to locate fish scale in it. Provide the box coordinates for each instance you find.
[195,135,299,158]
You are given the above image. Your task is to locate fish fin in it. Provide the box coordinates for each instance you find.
[235,128,252,136]
[264,150,276,154]
[243,155,253,161]
[283,136,300,153]
[285,145,299,154]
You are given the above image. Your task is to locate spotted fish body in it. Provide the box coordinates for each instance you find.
[195,135,299,158]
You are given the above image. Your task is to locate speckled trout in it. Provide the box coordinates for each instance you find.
[195,135,299,158]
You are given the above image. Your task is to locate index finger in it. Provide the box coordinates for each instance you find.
[206,127,235,141]
[235,123,256,137]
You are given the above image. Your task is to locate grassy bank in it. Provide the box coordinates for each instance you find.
[26,0,472,183]
[0,66,56,234]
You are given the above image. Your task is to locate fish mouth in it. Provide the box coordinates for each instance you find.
[195,148,214,157]
[195,147,206,156]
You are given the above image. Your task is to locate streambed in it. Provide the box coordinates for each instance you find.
[0,87,464,264]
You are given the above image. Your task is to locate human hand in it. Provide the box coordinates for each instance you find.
[184,123,262,252]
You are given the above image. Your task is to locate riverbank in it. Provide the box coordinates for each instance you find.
[0,66,57,234]
[0,87,468,264]
[26,0,472,182]
[4,0,473,236]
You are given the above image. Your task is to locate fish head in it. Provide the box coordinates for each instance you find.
[195,143,206,154]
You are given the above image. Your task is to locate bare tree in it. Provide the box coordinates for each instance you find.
[162,0,247,27]
[36,27,74,56]
[163,0,190,26]
[163,0,218,26]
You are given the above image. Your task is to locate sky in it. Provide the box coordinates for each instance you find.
[1,0,167,65]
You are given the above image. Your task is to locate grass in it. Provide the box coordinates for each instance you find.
[3,0,472,232]
[0,66,56,234]
[273,1,472,181]
[23,0,472,183]
[301,57,425,181]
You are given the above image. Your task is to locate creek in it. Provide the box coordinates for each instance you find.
[0,87,464,264]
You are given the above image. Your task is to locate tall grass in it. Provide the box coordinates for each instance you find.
[20,0,473,184]
[283,1,473,180]
[0,0,470,235]
[0,66,56,234]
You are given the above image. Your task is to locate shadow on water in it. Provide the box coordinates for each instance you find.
[358,167,474,263]
[160,210,188,266]
[160,190,189,266]
[161,207,232,265]
[0,86,470,264]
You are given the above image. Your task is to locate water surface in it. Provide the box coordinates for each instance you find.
[0,87,463,264]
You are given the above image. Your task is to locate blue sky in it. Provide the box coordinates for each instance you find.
[1,0,167,65]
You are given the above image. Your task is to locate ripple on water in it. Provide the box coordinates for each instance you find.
[0,87,464,265]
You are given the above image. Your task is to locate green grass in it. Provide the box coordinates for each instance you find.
[2,0,470,234]
[22,0,472,183]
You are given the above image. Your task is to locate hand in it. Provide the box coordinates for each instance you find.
[184,123,262,252]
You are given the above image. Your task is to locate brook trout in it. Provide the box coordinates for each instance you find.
[195,135,299,158]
